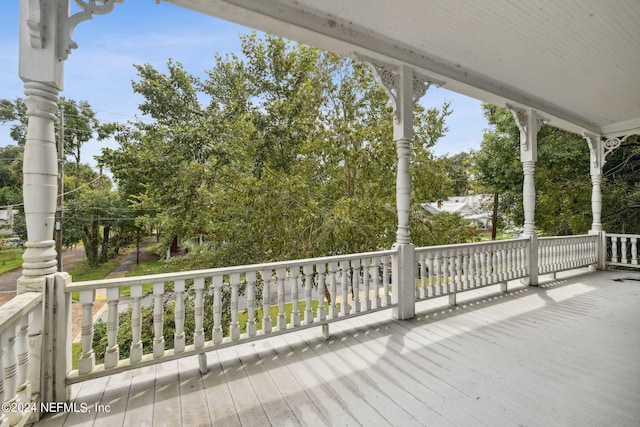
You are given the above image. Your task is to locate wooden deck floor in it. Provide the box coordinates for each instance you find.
[32,269,640,426]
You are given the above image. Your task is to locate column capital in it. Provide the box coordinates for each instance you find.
[367,63,432,126]
[506,104,548,161]
[58,0,125,61]
[20,0,124,87]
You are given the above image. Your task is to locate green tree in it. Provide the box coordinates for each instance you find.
[602,135,640,234]
[101,34,458,267]
[474,103,593,237]
[440,151,473,196]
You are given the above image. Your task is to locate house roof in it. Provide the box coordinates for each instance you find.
[169,0,640,138]
[421,195,492,219]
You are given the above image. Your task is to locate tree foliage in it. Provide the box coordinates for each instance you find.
[101,34,458,266]
[1,95,136,262]
[602,135,640,234]
[473,103,596,236]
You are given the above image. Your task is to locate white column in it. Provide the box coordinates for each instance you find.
[509,105,545,286]
[584,133,604,233]
[18,0,123,291]
[18,0,62,292]
[370,63,430,319]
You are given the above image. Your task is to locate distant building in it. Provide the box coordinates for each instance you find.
[422,195,492,229]
[0,206,15,237]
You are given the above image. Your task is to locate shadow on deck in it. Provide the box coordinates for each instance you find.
[33,269,640,426]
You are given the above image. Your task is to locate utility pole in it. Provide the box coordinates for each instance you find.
[56,107,64,271]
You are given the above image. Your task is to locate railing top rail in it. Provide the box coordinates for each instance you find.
[0,292,42,335]
[415,237,529,253]
[67,248,398,292]
[605,233,640,238]
[538,234,597,242]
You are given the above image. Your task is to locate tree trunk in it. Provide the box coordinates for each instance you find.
[492,192,499,240]
[101,224,111,263]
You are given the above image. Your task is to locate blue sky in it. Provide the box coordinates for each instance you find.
[0,1,487,166]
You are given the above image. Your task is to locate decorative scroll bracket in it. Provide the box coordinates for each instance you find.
[357,54,443,124]
[602,135,629,164]
[583,132,603,171]
[58,0,124,61]
[27,0,45,49]
[507,104,548,153]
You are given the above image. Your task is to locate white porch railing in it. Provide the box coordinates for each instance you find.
[606,233,640,269]
[415,238,530,304]
[65,249,396,384]
[0,292,42,426]
[538,234,599,274]
[3,232,638,424]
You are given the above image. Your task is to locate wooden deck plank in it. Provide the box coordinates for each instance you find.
[265,335,363,426]
[232,342,300,425]
[329,317,484,426]
[122,364,156,427]
[91,367,133,426]
[177,356,211,426]
[152,359,183,427]
[287,327,425,427]
[216,346,271,426]
[201,351,242,426]
[248,339,331,426]
[299,322,460,427]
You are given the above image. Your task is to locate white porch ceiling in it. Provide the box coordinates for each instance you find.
[166,0,640,137]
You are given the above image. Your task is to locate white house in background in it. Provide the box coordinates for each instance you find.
[422,194,493,229]
[0,206,15,237]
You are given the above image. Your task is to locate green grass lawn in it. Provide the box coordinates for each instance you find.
[69,259,120,300]
[0,248,23,274]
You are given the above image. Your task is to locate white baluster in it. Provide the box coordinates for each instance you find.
[105,287,120,368]
[130,284,143,363]
[316,265,327,321]
[352,259,361,313]
[2,328,20,426]
[621,237,629,264]
[78,290,95,374]
[230,273,240,340]
[433,252,442,295]
[382,255,391,305]
[246,272,257,337]
[419,254,427,298]
[193,278,205,349]
[631,238,638,265]
[467,250,476,288]
[611,236,619,263]
[426,253,435,296]
[479,251,488,286]
[213,275,223,344]
[363,258,372,310]
[290,268,300,327]
[276,268,287,330]
[328,262,339,318]
[371,257,381,308]
[174,280,186,353]
[0,333,7,427]
[260,270,273,334]
[303,265,314,324]
[16,315,30,407]
[340,262,350,316]
[442,252,450,294]
[153,283,165,358]
[456,249,463,290]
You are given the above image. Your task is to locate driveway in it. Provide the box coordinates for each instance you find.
[0,245,87,306]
